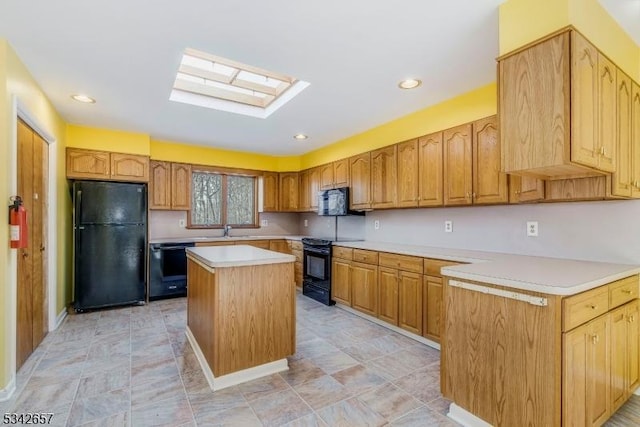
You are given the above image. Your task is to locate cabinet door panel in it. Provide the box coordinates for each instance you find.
[611,306,627,412]
[371,146,397,209]
[509,175,545,203]
[262,172,279,212]
[588,315,611,426]
[349,153,371,210]
[563,324,589,427]
[332,259,351,305]
[627,301,640,394]
[298,170,310,211]
[598,55,617,172]
[397,139,419,207]
[473,116,508,204]
[334,158,350,188]
[444,124,473,206]
[378,267,398,325]
[111,153,149,182]
[398,271,422,335]
[66,148,110,180]
[171,163,191,210]
[418,132,443,206]
[632,83,640,198]
[149,161,171,210]
[320,163,335,190]
[613,71,632,197]
[279,173,299,211]
[309,167,321,211]
[423,276,443,342]
[350,262,377,316]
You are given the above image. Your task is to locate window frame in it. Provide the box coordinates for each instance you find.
[187,166,259,229]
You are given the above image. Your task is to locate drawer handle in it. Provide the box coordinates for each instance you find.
[591,334,599,344]
[588,304,598,310]
[621,289,633,295]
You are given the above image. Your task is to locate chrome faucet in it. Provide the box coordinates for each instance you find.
[223,224,232,237]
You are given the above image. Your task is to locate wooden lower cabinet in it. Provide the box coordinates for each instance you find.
[332,258,352,305]
[398,271,422,335]
[378,267,399,325]
[610,300,640,412]
[350,262,378,316]
[269,240,290,254]
[423,275,442,342]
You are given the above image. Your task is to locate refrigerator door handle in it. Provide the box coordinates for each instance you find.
[76,190,82,221]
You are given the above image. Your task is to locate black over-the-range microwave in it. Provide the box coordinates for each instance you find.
[317,187,364,216]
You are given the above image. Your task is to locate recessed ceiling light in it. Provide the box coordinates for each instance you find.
[398,79,422,90]
[71,94,96,104]
[293,134,308,140]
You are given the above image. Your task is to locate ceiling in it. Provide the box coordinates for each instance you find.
[0,1,637,156]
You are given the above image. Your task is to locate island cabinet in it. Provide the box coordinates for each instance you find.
[349,152,372,210]
[499,29,640,182]
[442,274,640,427]
[67,148,149,182]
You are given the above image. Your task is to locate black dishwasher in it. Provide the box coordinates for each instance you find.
[149,242,195,300]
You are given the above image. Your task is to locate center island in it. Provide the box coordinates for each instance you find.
[185,244,296,391]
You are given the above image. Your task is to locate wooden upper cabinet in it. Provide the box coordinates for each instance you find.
[319,163,335,190]
[171,163,191,210]
[472,116,508,204]
[443,124,473,206]
[66,148,110,180]
[334,158,349,188]
[509,175,545,203]
[397,139,419,207]
[262,172,279,212]
[149,161,171,209]
[500,30,627,179]
[66,148,149,182]
[349,152,372,210]
[418,132,443,207]
[298,169,311,212]
[612,71,633,197]
[309,167,321,211]
[279,172,299,211]
[111,153,149,182]
[371,146,397,209]
[633,83,640,198]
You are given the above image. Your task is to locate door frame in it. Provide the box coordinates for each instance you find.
[5,95,59,394]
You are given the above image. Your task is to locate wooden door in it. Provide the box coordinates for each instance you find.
[308,167,321,211]
[444,124,473,206]
[509,175,545,203]
[598,55,617,172]
[632,83,640,198]
[333,159,349,188]
[298,169,310,212]
[350,262,377,316]
[171,163,191,210]
[110,153,149,182]
[423,275,443,342]
[571,31,600,169]
[279,172,299,211]
[398,271,422,335]
[149,160,171,209]
[371,146,397,209]
[397,139,419,207]
[17,119,48,369]
[472,116,508,204]
[612,70,633,197]
[611,306,628,412]
[319,163,335,189]
[262,172,279,212]
[331,258,351,305]
[349,153,371,210]
[627,300,640,394]
[418,132,443,206]
[378,267,398,325]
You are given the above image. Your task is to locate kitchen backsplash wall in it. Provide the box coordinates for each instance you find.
[149,211,301,239]
[299,213,366,241]
[360,200,640,265]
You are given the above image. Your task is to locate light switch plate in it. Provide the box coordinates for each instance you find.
[527,221,539,237]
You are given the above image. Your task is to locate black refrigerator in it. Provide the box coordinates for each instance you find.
[73,181,147,311]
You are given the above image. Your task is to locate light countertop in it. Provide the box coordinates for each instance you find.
[186,244,296,268]
[150,235,308,244]
[333,241,640,296]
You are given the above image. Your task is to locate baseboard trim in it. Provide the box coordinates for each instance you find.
[448,403,493,427]
[335,303,441,351]
[185,326,288,391]
[54,309,67,331]
[0,376,16,402]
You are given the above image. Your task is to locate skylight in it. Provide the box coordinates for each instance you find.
[170,48,309,118]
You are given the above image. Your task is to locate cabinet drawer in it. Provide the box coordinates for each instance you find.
[353,249,378,264]
[379,252,423,273]
[424,259,461,277]
[333,246,353,260]
[609,275,639,309]
[290,240,302,251]
[563,287,609,331]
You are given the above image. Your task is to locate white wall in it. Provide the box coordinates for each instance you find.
[359,200,640,265]
[149,211,301,239]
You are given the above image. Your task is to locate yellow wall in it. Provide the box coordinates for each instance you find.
[300,83,497,169]
[500,0,640,81]
[67,125,150,155]
[0,40,68,391]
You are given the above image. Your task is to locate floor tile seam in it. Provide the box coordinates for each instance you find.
[167,328,197,426]
[388,378,442,406]
[354,383,428,424]
[280,379,317,424]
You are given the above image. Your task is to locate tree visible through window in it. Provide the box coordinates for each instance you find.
[190,171,256,227]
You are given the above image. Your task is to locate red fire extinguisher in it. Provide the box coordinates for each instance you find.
[9,196,28,249]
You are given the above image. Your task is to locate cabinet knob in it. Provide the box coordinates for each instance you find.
[588,304,598,310]
[515,190,521,195]
[472,192,476,199]
[591,334,599,344]
[628,315,636,323]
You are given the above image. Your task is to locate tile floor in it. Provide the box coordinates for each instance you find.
[1,293,639,426]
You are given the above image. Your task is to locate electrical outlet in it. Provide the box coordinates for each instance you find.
[178,219,185,228]
[374,220,380,230]
[261,219,268,227]
[304,219,308,227]
[527,221,539,237]
[444,220,453,233]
